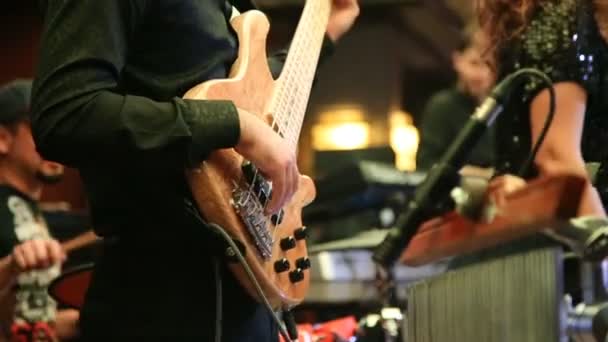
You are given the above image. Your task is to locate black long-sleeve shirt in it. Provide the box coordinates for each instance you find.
[33,0,249,233]
[31,1,332,339]
[33,0,245,168]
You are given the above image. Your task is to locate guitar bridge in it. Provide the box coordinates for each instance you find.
[232,162,273,260]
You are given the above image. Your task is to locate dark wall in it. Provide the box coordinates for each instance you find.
[0,2,41,84]
[0,2,88,210]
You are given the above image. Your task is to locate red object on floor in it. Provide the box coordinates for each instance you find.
[10,322,56,342]
[279,316,357,342]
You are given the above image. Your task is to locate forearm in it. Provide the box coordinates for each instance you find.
[0,256,16,292]
[528,84,601,215]
[579,183,606,216]
[54,309,80,340]
[535,156,606,216]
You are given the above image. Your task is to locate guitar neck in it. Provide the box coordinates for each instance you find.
[269,0,331,152]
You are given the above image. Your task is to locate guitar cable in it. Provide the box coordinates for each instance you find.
[514,68,556,177]
[213,256,223,342]
[185,203,295,342]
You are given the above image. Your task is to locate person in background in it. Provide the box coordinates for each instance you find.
[416,23,496,171]
[0,79,79,341]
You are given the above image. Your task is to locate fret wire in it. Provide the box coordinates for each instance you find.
[269,0,330,153]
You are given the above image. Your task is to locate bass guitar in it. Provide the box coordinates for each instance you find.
[49,1,330,310]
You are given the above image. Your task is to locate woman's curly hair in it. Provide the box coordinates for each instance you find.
[477,0,608,67]
[475,0,544,67]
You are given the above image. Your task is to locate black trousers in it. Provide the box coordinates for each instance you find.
[76,228,279,341]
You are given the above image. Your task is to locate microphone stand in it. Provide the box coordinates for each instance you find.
[363,97,499,341]
[372,77,509,270]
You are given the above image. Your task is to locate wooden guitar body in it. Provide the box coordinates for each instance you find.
[183,11,316,309]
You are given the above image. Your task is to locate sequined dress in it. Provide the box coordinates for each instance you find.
[495,0,608,206]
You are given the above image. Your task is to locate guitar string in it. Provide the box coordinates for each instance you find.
[247,1,310,211]
[262,0,317,215]
[268,0,329,245]
[241,0,329,246]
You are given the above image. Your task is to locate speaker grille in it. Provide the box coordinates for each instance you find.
[406,248,564,342]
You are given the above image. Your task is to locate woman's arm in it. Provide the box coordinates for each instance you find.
[529,82,605,216]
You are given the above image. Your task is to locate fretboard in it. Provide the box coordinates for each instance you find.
[268,0,331,152]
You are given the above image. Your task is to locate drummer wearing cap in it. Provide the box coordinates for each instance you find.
[0,79,78,342]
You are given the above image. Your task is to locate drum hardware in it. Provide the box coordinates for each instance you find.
[351,173,482,342]
[565,295,608,342]
[355,307,404,342]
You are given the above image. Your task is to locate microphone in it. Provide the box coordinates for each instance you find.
[371,70,529,269]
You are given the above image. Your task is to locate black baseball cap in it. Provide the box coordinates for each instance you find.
[0,79,32,125]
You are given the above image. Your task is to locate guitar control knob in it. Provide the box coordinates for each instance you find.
[271,209,284,226]
[295,257,311,270]
[274,258,290,273]
[289,268,305,283]
[280,236,297,251]
[294,226,308,240]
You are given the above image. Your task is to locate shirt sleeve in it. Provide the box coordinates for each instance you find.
[31,0,240,169]
[517,0,600,101]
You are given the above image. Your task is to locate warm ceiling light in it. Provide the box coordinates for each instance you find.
[312,121,370,151]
